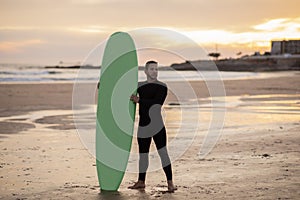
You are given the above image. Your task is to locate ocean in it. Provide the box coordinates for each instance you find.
[0,63,292,83]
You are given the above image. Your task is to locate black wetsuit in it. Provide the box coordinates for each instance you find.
[137,80,173,181]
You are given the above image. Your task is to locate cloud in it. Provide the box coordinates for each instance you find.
[253,17,300,31]
[1,16,299,64]
[0,25,122,35]
[0,26,42,31]
[179,17,300,47]
[69,0,123,4]
[66,26,111,33]
[0,39,45,52]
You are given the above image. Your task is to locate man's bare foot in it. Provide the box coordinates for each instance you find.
[167,180,177,193]
[128,180,145,189]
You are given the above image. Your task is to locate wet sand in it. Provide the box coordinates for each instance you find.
[0,73,300,199]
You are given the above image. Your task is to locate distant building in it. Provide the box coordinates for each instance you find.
[271,40,300,55]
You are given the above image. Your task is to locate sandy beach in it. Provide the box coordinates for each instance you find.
[0,72,300,199]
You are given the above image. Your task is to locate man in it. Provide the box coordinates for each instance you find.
[129,60,176,192]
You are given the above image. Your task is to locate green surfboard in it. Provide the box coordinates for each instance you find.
[96,32,138,191]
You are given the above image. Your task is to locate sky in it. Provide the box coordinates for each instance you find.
[0,0,299,65]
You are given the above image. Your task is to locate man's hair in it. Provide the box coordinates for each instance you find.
[145,60,158,70]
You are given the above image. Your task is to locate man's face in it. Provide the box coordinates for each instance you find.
[145,63,158,80]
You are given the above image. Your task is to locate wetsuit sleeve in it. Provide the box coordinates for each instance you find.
[139,84,167,106]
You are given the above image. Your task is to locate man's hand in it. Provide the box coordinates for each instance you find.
[130,95,139,103]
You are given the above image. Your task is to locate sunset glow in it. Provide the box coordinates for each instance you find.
[0,0,299,64]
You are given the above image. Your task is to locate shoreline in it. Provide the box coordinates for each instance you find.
[0,70,298,84]
[1,68,299,84]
